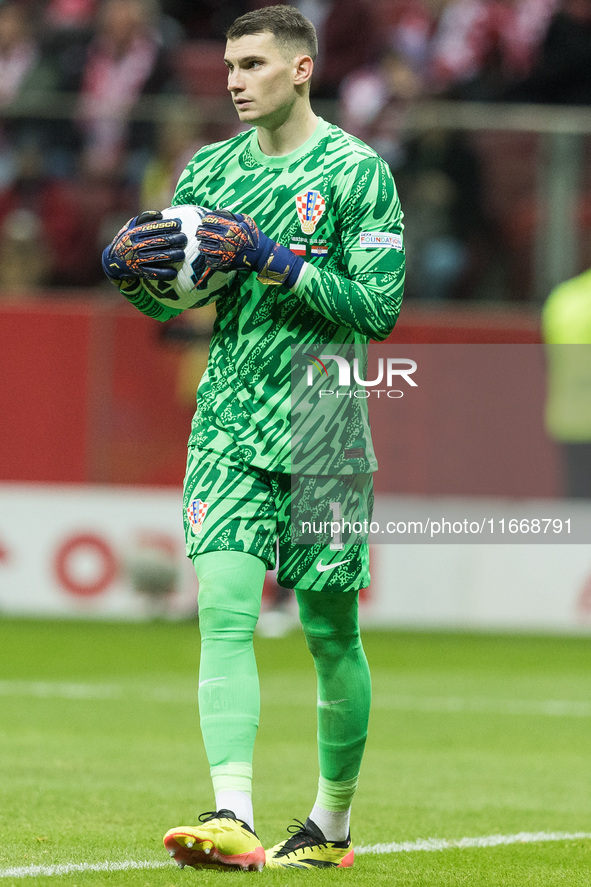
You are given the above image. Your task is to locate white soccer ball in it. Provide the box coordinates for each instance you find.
[143,204,236,309]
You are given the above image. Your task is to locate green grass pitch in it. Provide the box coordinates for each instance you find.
[0,618,590,886]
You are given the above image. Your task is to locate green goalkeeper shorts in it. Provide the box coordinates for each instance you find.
[183,447,373,593]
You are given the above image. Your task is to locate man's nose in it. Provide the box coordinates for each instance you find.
[227,68,244,92]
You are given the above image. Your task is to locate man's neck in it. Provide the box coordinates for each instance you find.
[256,106,319,157]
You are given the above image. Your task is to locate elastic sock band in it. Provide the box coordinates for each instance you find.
[316,774,359,812]
[211,762,253,796]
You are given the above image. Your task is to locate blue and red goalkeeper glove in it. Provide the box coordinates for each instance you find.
[196,210,304,288]
[102,210,187,282]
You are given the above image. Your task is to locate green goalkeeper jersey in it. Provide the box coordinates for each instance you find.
[125,117,405,474]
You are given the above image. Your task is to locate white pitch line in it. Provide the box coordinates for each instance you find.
[0,859,168,879]
[374,695,591,718]
[356,830,591,855]
[1,832,590,878]
[0,681,121,700]
[1,680,591,718]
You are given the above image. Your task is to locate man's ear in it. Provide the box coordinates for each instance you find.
[293,54,314,87]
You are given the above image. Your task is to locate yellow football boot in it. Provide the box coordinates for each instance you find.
[265,818,354,869]
[164,809,265,872]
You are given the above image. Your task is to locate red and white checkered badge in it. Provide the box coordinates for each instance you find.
[187,498,209,534]
[296,189,326,235]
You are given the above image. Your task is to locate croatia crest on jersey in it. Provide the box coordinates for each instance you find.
[296,189,326,235]
[187,498,209,534]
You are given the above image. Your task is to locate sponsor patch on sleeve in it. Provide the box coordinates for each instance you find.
[359,231,403,251]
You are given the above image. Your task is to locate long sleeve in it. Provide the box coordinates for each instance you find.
[293,154,405,341]
[110,277,183,322]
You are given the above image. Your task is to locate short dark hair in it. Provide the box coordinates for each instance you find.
[226,5,318,61]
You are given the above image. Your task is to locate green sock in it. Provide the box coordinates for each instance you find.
[310,775,359,841]
[194,551,266,769]
[211,762,254,828]
[295,588,371,783]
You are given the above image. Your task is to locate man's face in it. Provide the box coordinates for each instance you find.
[224,32,303,128]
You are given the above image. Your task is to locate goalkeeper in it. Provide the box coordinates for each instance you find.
[102,4,405,873]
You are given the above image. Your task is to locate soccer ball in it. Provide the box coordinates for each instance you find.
[143,205,236,309]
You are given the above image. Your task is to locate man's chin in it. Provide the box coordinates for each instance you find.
[235,102,257,117]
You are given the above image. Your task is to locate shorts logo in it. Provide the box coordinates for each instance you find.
[296,189,326,234]
[316,558,351,573]
[187,498,209,534]
[360,231,403,250]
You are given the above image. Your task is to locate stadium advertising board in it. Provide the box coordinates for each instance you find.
[0,484,590,631]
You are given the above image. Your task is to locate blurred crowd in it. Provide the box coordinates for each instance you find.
[0,0,589,297]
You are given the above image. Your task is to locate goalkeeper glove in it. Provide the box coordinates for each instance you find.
[101,210,187,282]
[196,210,304,288]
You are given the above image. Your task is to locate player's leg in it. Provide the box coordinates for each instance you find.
[264,587,369,869]
[265,473,372,869]
[164,449,275,872]
[195,549,266,828]
[298,586,370,838]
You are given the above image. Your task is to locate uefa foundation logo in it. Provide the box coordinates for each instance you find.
[304,351,418,399]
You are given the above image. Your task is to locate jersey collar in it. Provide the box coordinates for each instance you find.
[248,117,329,169]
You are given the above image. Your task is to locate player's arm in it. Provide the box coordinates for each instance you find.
[101,211,187,322]
[195,157,404,341]
[295,156,404,340]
